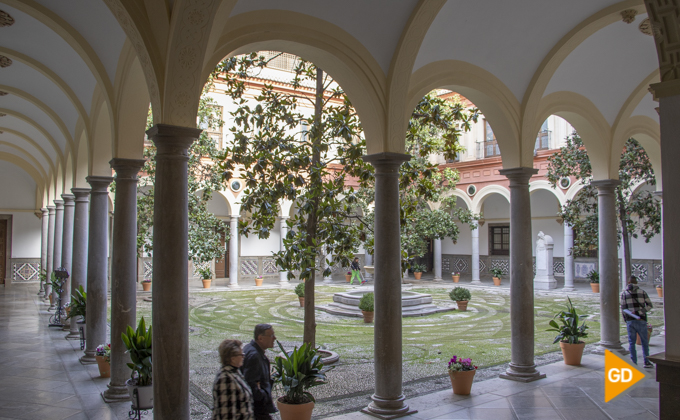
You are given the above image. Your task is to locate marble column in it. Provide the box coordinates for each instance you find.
[51,199,64,309]
[229,215,239,287]
[433,238,442,281]
[103,158,145,402]
[147,124,200,420]
[39,208,48,296]
[654,191,664,338]
[279,216,289,284]
[361,152,416,419]
[591,180,625,354]
[499,167,545,382]
[322,250,333,283]
[67,188,90,339]
[81,176,112,364]
[60,194,75,315]
[45,206,55,302]
[563,223,575,291]
[364,252,373,280]
[470,220,481,284]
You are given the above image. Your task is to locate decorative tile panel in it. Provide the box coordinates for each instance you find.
[240,259,258,275]
[263,258,278,274]
[654,264,663,283]
[553,261,565,275]
[490,260,509,275]
[452,258,469,273]
[12,262,39,282]
[575,262,596,278]
[442,258,450,273]
[143,261,153,280]
[631,263,648,282]
[478,260,486,273]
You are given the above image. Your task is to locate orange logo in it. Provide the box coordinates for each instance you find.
[604,349,646,402]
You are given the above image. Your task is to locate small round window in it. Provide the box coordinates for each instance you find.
[231,180,242,192]
[467,184,477,196]
[559,177,571,189]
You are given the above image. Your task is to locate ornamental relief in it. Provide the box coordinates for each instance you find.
[644,0,680,82]
[0,55,12,68]
[0,10,14,27]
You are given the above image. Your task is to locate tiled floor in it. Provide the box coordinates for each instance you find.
[0,282,662,420]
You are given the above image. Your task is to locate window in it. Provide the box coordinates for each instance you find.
[483,121,501,157]
[260,51,301,72]
[204,105,223,149]
[489,224,510,255]
[534,120,551,151]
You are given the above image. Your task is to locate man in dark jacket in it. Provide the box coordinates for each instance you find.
[620,276,654,368]
[241,324,277,419]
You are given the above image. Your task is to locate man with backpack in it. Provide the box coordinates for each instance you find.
[620,275,654,368]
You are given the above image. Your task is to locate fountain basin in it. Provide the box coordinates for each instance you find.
[318,289,454,318]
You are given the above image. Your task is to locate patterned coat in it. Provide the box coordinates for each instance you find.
[212,365,255,420]
[620,284,653,322]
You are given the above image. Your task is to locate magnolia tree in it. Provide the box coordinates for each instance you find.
[138,80,228,278]
[546,134,660,279]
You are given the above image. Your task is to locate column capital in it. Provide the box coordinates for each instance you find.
[61,193,75,205]
[230,214,240,220]
[591,179,621,192]
[54,199,64,208]
[110,158,145,180]
[499,167,538,186]
[86,176,113,193]
[71,188,91,201]
[362,152,411,172]
[147,124,200,158]
[41,207,48,214]
[47,205,55,213]
[654,190,663,199]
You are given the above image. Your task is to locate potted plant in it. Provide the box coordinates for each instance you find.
[294,283,305,307]
[48,273,62,305]
[359,292,374,323]
[447,355,478,395]
[656,284,663,298]
[255,275,264,286]
[449,287,471,311]
[451,272,460,283]
[587,270,599,293]
[490,268,503,286]
[345,271,351,282]
[95,343,111,378]
[636,322,653,345]
[121,317,153,409]
[272,341,333,420]
[141,279,151,292]
[412,263,426,280]
[546,297,589,365]
[197,266,212,289]
[66,285,86,321]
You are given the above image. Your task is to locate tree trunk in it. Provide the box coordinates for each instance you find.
[302,67,324,347]
[617,189,632,288]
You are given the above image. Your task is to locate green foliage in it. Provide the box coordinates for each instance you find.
[490,268,503,279]
[67,285,86,319]
[449,287,471,302]
[294,283,305,298]
[197,266,212,280]
[358,292,374,312]
[271,341,333,404]
[49,272,63,292]
[546,297,589,344]
[586,270,599,283]
[121,317,153,386]
[411,263,426,273]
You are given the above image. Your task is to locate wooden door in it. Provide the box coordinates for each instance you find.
[214,231,229,278]
[0,219,6,285]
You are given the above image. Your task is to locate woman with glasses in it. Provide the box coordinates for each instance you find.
[212,339,254,420]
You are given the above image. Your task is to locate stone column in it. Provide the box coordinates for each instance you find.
[39,208,48,296]
[60,194,75,314]
[433,238,442,281]
[229,215,239,287]
[499,167,545,382]
[67,188,90,339]
[81,176,112,364]
[563,223,575,291]
[45,205,55,302]
[148,125,200,420]
[654,191,664,338]
[361,152,416,419]
[591,180,625,354]
[103,159,145,401]
[322,250,334,283]
[471,220,481,284]
[51,199,64,309]
[364,251,373,280]
[279,216,289,284]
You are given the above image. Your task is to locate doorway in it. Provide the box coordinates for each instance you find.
[214,230,229,278]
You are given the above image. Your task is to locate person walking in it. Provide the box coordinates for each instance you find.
[212,339,254,420]
[241,324,278,420]
[620,275,654,368]
[350,257,365,285]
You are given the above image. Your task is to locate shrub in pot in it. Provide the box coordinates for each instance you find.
[490,268,503,286]
[546,297,588,365]
[447,355,478,395]
[587,270,599,293]
[449,287,471,311]
[294,283,305,307]
[272,341,333,420]
[121,317,153,409]
[359,292,374,323]
[412,263,426,280]
[66,285,86,321]
[197,266,212,288]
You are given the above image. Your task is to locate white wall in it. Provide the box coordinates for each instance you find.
[0,163,36,209]
[9,212,41,258]
[240,219,282,257]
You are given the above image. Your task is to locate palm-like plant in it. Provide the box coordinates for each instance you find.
[121,317,153,386]
[66,285,86,319]
[272,341,333,404]
[546,297,589,344]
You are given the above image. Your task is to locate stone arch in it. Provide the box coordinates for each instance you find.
[530,180,566,207]
[64,152,74,192]
[0,141,48,182]
[0,129,55,177]
[564,178,588,202]
[408,60,521,167]
[214,191,236,216]
[203,10,387,153]
[618,116,661,188]
[471,185,510,214]
[74,129,90,188]
[89,97,114,176]
[0,152,44,208]
[447,189,473,212]
[55,160,64,198]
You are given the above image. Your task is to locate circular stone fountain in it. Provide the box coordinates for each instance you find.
[319,288,454,318]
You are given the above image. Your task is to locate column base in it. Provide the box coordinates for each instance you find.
[470,279,482,285]
[323,278,334,283]
[649,352,680,419]
[433,276,443,282]
[65,331,80,340]
[534,277,557,290]
[228,283,240,289]
[361,394,417,419]
[499,363,546,383]
[80,352,97,365]
[562,287,575,292]
[592,341,627,355]
[102,384,130,403]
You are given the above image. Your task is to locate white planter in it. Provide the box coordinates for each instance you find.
[126,378,154,409]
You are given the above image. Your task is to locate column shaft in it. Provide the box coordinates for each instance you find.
[563,223,575,291]
[361,152,415,418]
[365,252,373,280]
[471,220,481,284]
[68,188,90,338]
[322,250,333,283]
[82,177,113,363]
[51,200,64,308]
[229,215,239,287]
[279,216,289,283]
[592,180,624,353]
[148,124,200,420]
[40,208,49,296]
[103,159,145,401]
[499,167,545,382]
[60,194,75,312]
[433,238,442,280]
[45,206,55,302]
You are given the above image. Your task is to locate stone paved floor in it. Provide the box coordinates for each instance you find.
[0,282,662,419]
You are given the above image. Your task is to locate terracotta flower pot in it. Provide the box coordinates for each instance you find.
[448,369,476,395]
[452,275,460,283]
[141,281,151,292]
[298,297,304,307]
[492,277,501,286]
[636,329,652,345]
[414,272,422,280]
[559,341,585,365]
[277,398,314,420]
[49,294,54,305]
[362,310,374,323]
[456,300,468,311]
[656,287,663,298]
[95,355,110,378]
[202,279,211,289]
[590,283,599,293]
[255,278,263,286]
[345,274,351,282]
[65,306,71,316]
